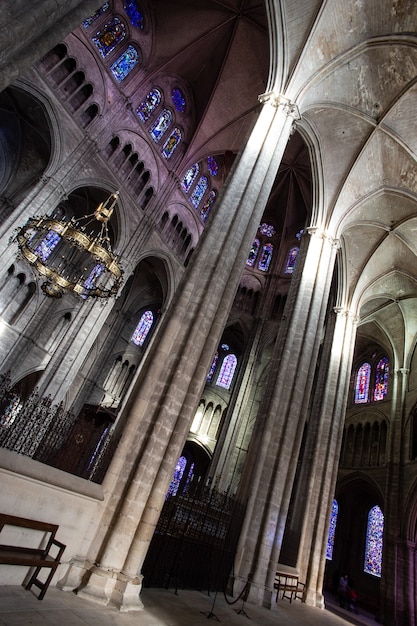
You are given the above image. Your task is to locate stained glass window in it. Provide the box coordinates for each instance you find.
[207,156,219,176]
[124,1,144,29]
[364,505,384,577]
[200,190,216,222]
[258,243,273,272]
[259,223,276,237]
[162,128,181,159]
[172,88,186,113]
[355,362,371,404]
[35,230,61,262]
[83,3,110,28]
[0,393,22,427]
[136,89,161,122]
[150,109,172,142]
[207,352,219,382]
[83,263,104,292]
[326,500,339,560]
[190,176,208,208]
[246,239,260,267]
[216,354,237,390]
[374,357,389,401]
[167,455,194,497]
[285,246,299,274]
[110,45,139,82]
[181,164,199,193]
[131,310,153,346]
[92,18,126,58]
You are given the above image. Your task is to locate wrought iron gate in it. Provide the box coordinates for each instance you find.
[142,489,246,593]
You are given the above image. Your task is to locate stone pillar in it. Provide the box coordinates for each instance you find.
[232,228,339,607]
[380,367,409,625]
[294,307,358,607]
[68,94,300,610]
[0,1,102,93]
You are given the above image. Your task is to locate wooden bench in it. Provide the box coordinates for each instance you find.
[274,571,305,603]
[0,514,66,600]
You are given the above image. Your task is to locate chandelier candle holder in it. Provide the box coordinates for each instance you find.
[15,192,124,299]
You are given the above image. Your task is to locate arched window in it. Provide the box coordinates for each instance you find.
[136,88,161,122]
[124,0,144,29]
[207,351,219,382]
[150,109,172,142]
[35,230,61,261]
[200,190,216,222]
[167,455,194,497]
[246,239,260,267]
[83,3,110,28]
[110,45,140,82]
[326,499,339,560]
[190,176,208,208]
[216,354,237,390]
[285,246,299,274]
[172,88,186,113]
[162,128,181,159]
[207,156,219,176]
[374,357,389,401]
[92,17,126,58]
[258,243,273,272]
[131,310,153,346]
[355,362,371,404]
[181,163,199,192]
[364,505,384,577]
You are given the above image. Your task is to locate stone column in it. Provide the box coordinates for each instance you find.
[232,228,339,607]
[70,94,300,610]
[294,307,358,607]
[0,1,102,93]
[380,367,409,625]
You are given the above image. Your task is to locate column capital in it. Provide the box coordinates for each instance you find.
[258,92,300,119]
[306,226,340,249]
[333,306,360,323]
[397,368,409,377]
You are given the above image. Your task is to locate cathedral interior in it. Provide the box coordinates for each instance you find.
[1,1,417,624]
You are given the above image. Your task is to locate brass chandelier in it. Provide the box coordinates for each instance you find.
[16,192,123,299]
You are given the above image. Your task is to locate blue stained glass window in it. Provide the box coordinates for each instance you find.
[364,505,384,577]
[246,239,260,267]
[150,109,172,142]
[258,243,273,272]
[182,164,199,193]
[131,310,153,346]
[110,45,139,82]
[83,263,104,292]
[355,362,371,404]
[326,500,339,560]
[124,1,144,29]
[221,344,229,351]
[216,354,237,390]
[0,394,22,427]
[136,89,161,122]
[162,128,181,159]
[172,88,186,113]
[200,190,216,222]
[190,176,208,208]
[374,357,389,401]
[285,246,299,274]
[35,230,61,262]
[207,352,219,382]
[167,456,194,497]
[92,18,126,58]
[83,3,110,28]
[207,156,219,176]
[259,223,276,237]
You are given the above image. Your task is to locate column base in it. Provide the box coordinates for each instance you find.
[56,557,94,592]
[77,565,144,611]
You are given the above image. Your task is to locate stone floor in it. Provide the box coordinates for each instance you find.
[0,586,380,626]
